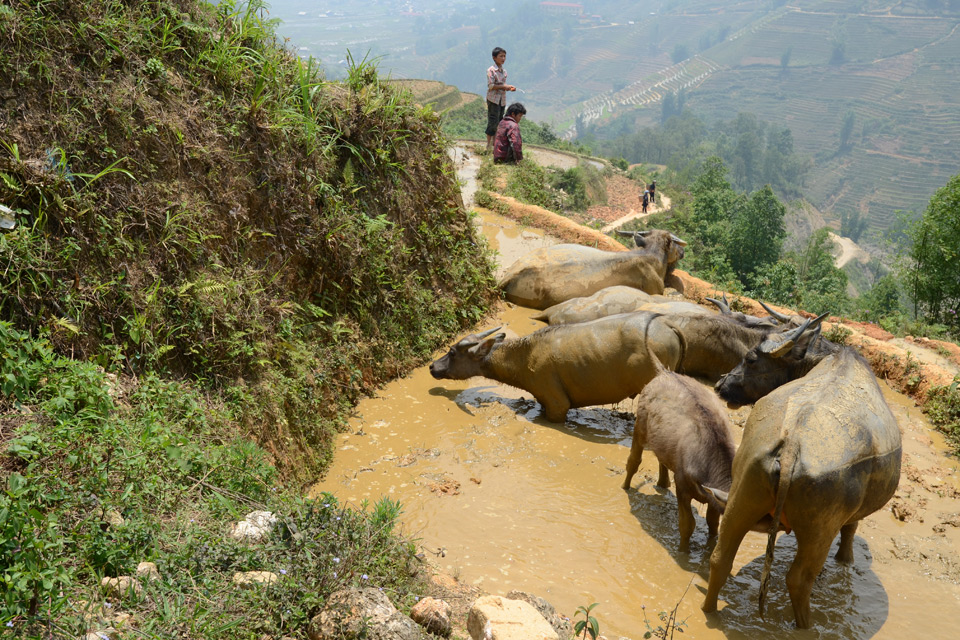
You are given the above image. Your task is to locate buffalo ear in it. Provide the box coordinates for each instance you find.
[761,338,795,358]
[471,333,505,357]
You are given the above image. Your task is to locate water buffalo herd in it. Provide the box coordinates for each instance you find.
[429,229,902,630]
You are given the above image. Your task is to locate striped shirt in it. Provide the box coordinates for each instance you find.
[486,64,507,106]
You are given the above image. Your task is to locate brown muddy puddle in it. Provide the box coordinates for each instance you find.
[312,211,960,639]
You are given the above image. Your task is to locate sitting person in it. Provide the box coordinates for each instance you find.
[493,102,526,164]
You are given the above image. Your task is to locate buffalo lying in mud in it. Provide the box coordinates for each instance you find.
[623,359,735,552]
[534,287,786,330]
[703,315,902,629]
[498,229,687,310]
[428,314,684,423]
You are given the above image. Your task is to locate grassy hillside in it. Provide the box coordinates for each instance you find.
[0,0,497,476]
[0,1,496,635]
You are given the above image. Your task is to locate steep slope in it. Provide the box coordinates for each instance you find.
[0,0,497,475]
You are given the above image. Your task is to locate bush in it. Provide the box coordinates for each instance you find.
[925,377,960,449]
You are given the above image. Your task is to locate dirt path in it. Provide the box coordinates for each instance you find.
[600,193,672,232]
[829,231,871,268]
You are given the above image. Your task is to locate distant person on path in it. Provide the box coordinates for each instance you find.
[493,103,527,164]
[486,47,516,153]
[641,189,650,213]
[648,180,657,205]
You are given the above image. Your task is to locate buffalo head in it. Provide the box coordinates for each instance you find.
[616,229,687,264]
[429,326,506,380]
[715,312,830,404]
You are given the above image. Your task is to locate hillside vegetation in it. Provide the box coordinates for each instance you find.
[0,0,496,635]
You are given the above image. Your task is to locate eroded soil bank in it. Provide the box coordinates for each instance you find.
[312,209,960,639]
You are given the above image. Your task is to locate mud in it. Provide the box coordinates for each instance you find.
[312,207,960,639]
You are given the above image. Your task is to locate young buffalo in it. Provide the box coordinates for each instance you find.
[623,363,735,552]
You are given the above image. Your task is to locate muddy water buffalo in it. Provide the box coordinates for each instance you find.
[703,317,902,629]
[532,286,693,325]
[658,313,785,380]
[498,229,686,310]
[534,288,785,332]
[428,314,685,423]
[623,362,735,552]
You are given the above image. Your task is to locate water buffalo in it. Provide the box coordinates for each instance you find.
[533,288,784,331]
[428,314,685,423]
[703,316,902,629]
[532,307,790,381]
[623,363,735,552]
[498,229,687,310]
[532,286,689,325]
[658,313,785,380]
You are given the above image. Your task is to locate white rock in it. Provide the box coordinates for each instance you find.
[467,595,558,640]
[230,510,278,542]
[100,576,142,599]
[232,571,279,587]
[136,561,160,581]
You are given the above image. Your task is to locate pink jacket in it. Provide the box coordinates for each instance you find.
[493,115,522,162]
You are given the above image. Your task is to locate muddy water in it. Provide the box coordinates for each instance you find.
[312,211,960,639]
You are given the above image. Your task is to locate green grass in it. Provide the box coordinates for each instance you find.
[0,0,499,634]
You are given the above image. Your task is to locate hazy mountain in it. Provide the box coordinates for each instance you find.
[268,0,960,235]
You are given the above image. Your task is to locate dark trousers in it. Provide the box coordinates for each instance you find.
[486,101,505,137]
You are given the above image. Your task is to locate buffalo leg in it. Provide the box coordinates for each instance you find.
[835,521,858,564]
[786,529,835,629]
[657,462,671,489]
[706,505,721,539]
[623,444,644,490]
[703,499,771,613]
[676,490,696,552]
[539,393,570,424]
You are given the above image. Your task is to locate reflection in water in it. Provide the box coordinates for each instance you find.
[311,211,960,638]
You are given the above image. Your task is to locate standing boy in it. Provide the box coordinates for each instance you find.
[486,47,516,153]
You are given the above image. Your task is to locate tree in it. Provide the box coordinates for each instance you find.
[858,275,903,322]
[902,173,960,329]
[795,228,850,314]
[839,110,856,153]
[780,47,793,74]
[671,43,689,63]
[840,210,868,242]
[660,92,676,124]
[728,185,786,281]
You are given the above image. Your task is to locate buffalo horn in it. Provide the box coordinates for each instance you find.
[759,317,812,356]
[637,230,652,237]
[669,233,688,247]
[758,300,791,324]
[809,312,830,329]
[475,326,502,340]
[705,297,731,315]
[615,229,634,237]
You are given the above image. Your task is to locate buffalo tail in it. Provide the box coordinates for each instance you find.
[759,439,799,618]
